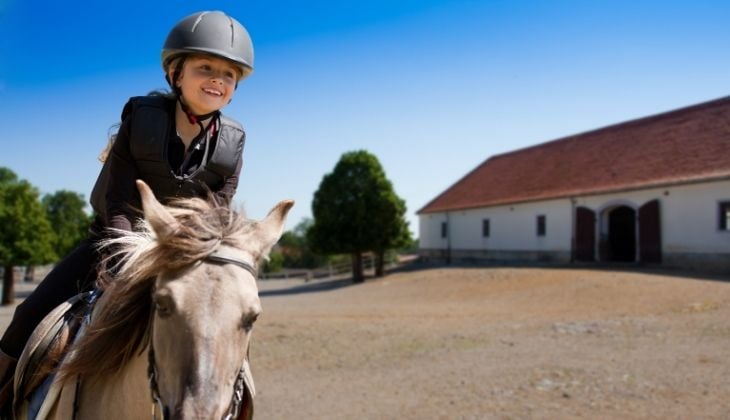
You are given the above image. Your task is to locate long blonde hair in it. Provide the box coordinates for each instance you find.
[97,128,118,164]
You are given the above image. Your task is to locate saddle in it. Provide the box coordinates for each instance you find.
[13,292,92,418]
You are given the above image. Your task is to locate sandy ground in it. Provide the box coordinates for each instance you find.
[252,265,730,419]
[3,265,730,419]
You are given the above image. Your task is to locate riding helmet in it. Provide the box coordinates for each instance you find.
[162,11,254,81]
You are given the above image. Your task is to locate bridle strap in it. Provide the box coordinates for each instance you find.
[147,344,247,420]
[148,345,168,420]
[223,368,247,420]
[205,251,258,278]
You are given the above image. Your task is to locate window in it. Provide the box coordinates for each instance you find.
[441,221,448,238]
[536,215,546,236]
[720,201,730,231]
[482,219,490,237]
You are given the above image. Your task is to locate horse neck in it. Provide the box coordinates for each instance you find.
[73,347,150,420]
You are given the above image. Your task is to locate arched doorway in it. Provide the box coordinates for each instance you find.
[607,206,636,262]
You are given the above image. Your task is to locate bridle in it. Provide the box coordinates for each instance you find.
[147,250,257,420]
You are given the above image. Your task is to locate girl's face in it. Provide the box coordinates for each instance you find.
[173,55,240,115]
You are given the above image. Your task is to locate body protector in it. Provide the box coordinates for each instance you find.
[90,96,245,219]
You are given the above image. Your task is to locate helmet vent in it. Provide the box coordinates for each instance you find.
[227,16,235,47]
[191,12,208,32]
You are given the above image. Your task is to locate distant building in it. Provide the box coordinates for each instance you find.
[418,96,730,273]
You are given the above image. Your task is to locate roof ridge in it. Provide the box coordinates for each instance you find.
[418,95,730,215]
[490,95,730,161]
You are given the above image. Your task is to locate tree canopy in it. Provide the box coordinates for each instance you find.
[0,168,56,303]
[277,218,328,269]
[43,190,92,258]
[307,150,411,281]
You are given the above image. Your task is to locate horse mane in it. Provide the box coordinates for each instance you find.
[58,194,256,381]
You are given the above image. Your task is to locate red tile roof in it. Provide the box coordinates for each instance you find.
[418,96,730,214]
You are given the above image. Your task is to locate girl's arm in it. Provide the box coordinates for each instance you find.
[105,117,141,232]
[214,154,242,206]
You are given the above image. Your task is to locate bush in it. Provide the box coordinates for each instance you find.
[262,251,284,273]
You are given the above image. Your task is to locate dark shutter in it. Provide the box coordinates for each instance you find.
[575,206,595,261]
[639,199,662,263]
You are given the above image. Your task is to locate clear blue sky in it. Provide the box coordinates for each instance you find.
[1,0,729,237]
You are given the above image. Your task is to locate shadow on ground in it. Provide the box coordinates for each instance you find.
[259,277,359,297]
[259,260,429,297]
[412,260,730,283]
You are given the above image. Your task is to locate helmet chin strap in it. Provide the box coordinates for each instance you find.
[178,99,218,126]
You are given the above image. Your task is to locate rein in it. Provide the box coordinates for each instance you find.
[147,251,257,420]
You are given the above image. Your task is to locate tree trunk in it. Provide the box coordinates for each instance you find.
[2,265,14,305]
[351,252,364,283]
[25,265,35,283]
[375,250,385,277]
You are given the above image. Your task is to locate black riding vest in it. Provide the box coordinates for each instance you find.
[90,96,245,218]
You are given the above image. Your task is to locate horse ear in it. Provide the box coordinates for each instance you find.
[257,200,294,255]
[136,180,179,239]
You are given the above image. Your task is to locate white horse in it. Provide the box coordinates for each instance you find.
[15,180,292,419]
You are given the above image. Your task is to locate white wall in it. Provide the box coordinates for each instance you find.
[419,198,572,251]
[419,179,730,254]
[575,179,730,253]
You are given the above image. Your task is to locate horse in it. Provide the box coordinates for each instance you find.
[14,180,293,419]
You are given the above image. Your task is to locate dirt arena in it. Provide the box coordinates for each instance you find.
[252,265,730,419]
[2,265,729,419]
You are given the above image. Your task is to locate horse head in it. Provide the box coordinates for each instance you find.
[55,181,293,419]
[138,181,293,419]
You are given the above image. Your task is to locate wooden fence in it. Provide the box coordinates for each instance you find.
[259,254,381,281]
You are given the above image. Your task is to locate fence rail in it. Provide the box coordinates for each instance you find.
[260,254,385,281]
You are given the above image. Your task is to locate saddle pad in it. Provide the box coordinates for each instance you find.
[14,292,90,411]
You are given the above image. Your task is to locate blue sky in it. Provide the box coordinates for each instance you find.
[1,0,729,237]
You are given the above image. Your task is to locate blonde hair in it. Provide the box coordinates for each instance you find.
[98,130,117,163]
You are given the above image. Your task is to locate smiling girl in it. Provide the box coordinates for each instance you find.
[0,11,255,412]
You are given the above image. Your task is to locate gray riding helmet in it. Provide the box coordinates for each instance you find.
[162,11,254,80]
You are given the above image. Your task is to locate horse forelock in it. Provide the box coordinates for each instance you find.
[59,196,255,381]
[111,197,255,279]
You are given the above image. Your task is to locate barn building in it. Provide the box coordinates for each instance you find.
[417,96,730,273]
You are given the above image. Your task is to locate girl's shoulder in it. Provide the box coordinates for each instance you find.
[121,95,175,121]
[218,113,244,132]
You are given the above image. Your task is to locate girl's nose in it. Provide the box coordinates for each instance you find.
[210,71,235,86]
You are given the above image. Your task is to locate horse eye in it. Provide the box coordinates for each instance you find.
[154,294,175,318]
[241,313,259,332]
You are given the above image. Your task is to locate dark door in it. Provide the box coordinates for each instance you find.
[639,199,662,263]
[575,206,595,261]
[609,206,636,262]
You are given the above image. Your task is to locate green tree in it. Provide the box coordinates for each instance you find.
[0,168,55,304]
[262,251,284,274]
[278,218,328,269]
[369,181,411,277]
[43,190,92,258]
[307,150,411,282]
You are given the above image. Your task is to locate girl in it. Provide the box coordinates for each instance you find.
[0,10,254,412]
